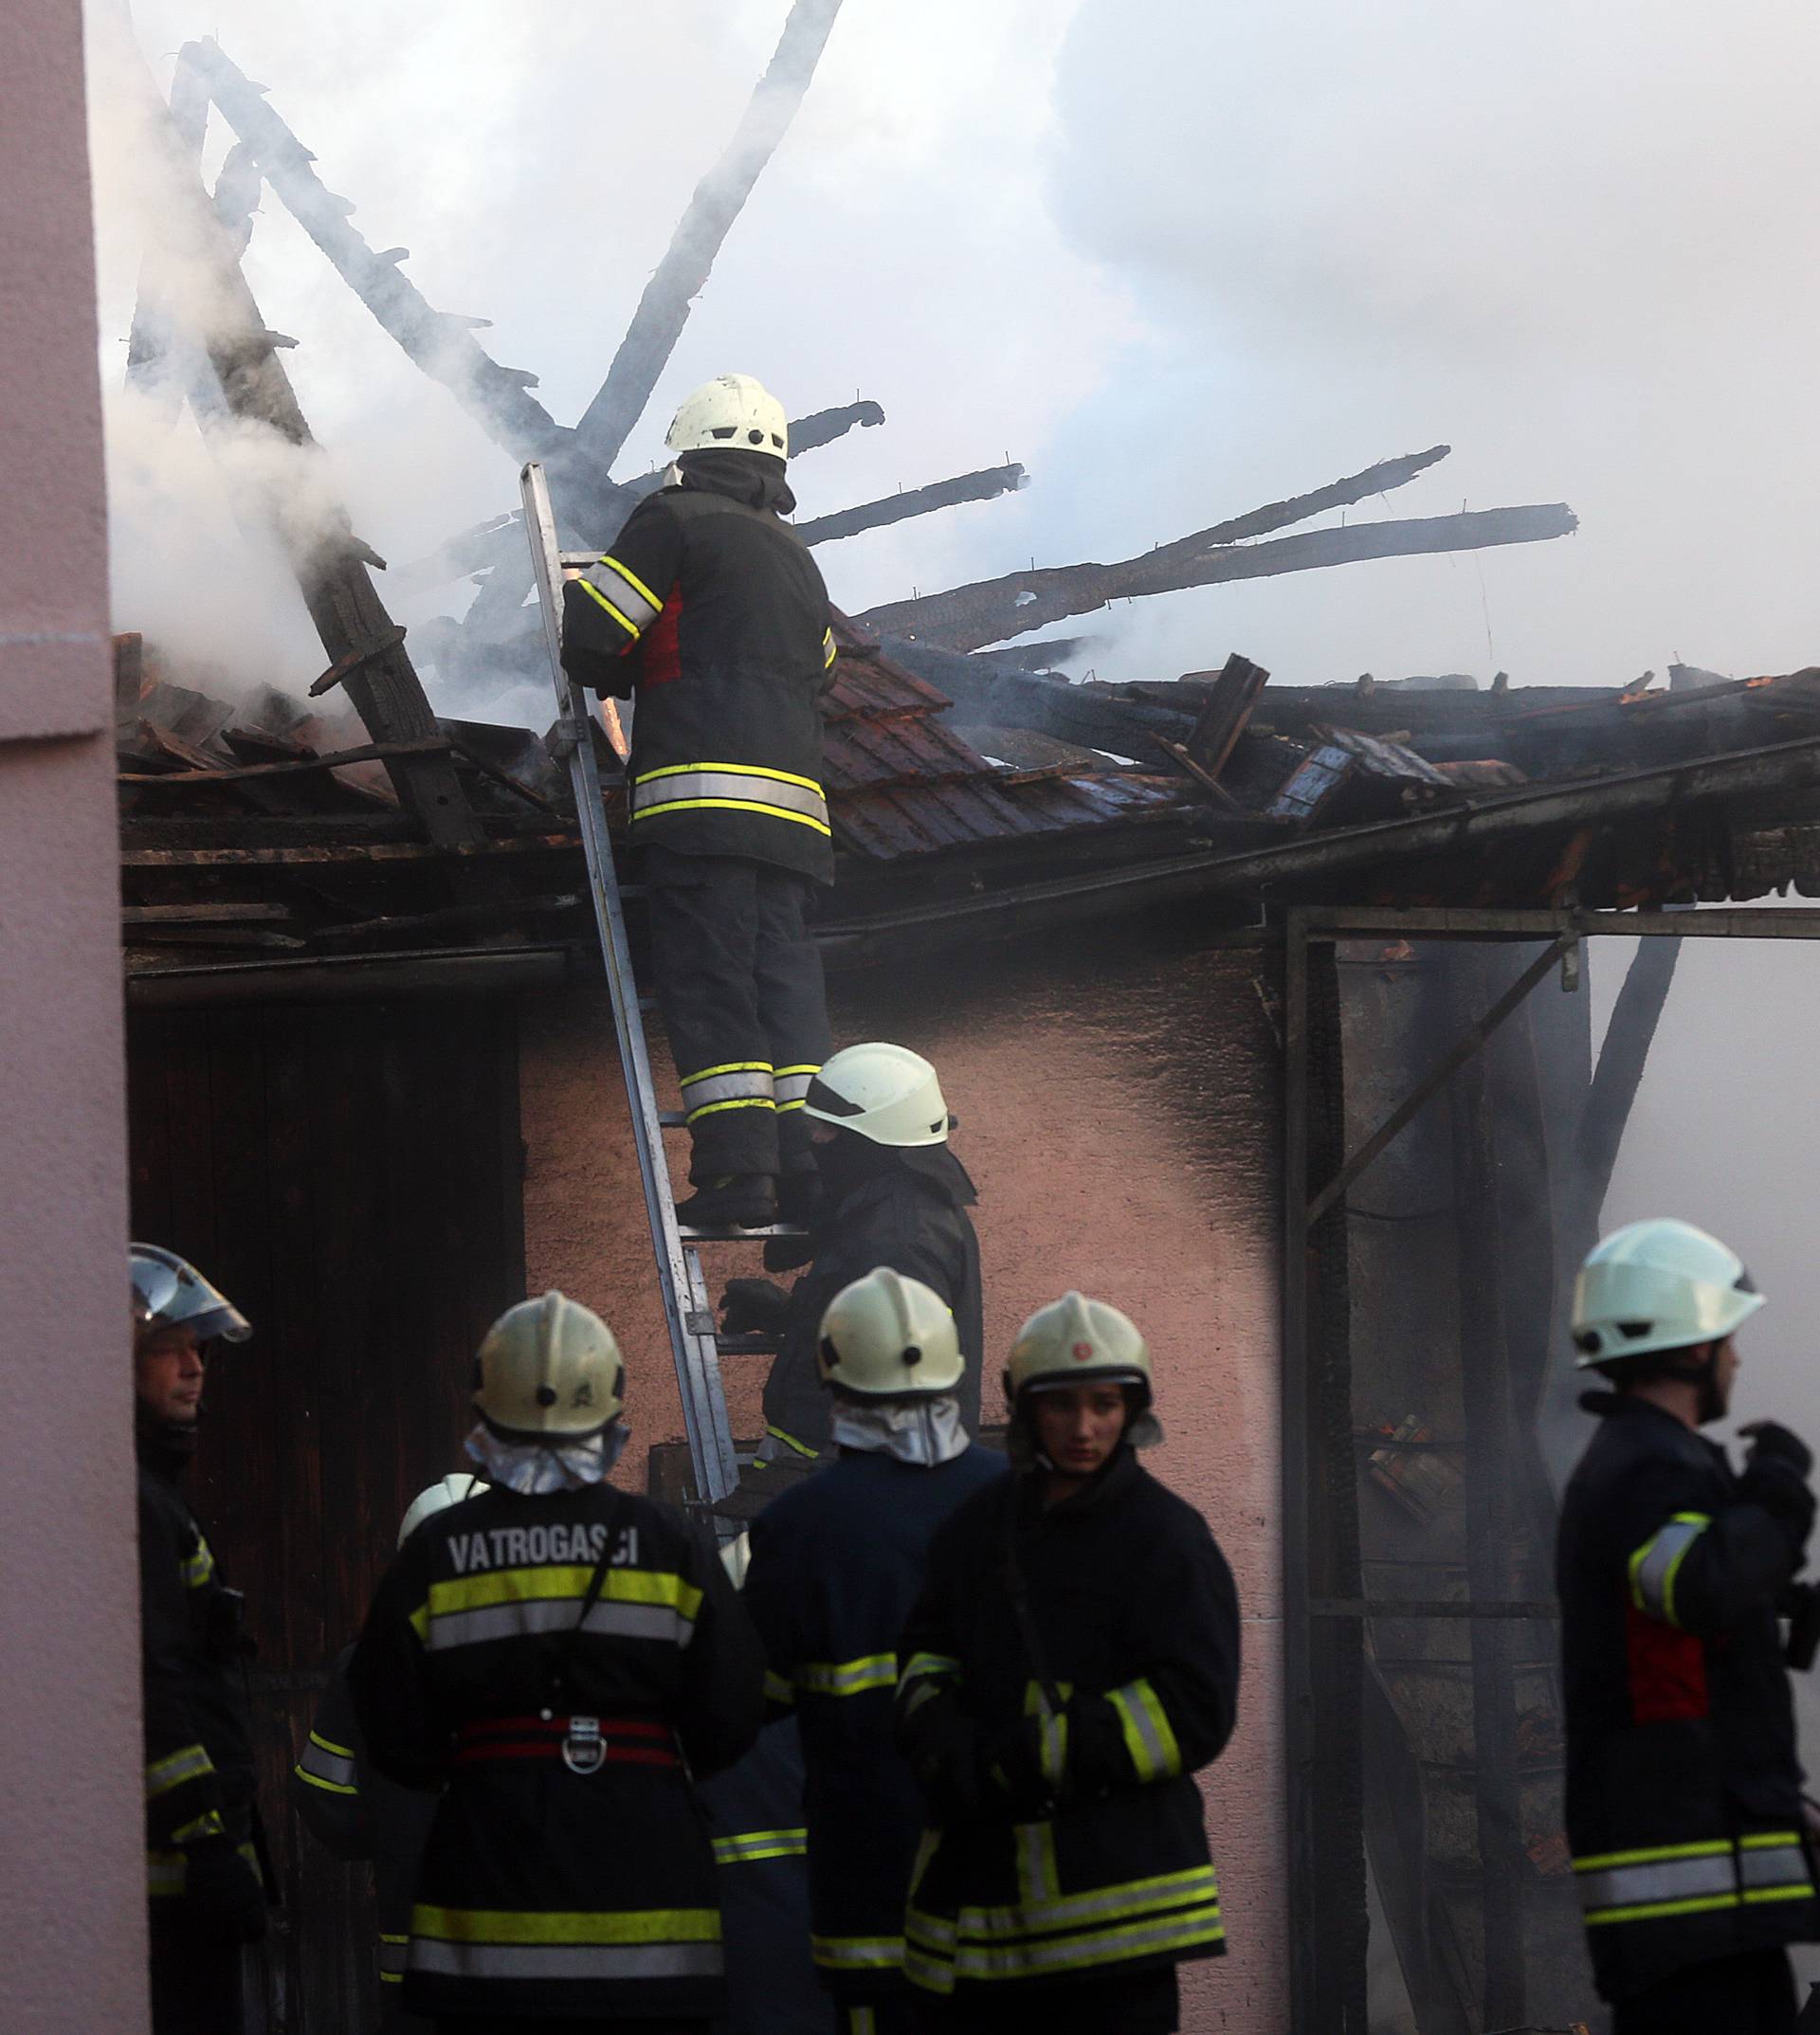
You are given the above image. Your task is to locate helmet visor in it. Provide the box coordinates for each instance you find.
[131,1248,252,1344]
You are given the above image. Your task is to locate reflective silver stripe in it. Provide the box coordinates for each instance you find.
[1629,1513,1711,1625]
[378,1934,409,1977]
[425,1597,694,1651]
[812,1934,904,1970]
[714,1827,807,1864]
[796,1655,898,1698]
[946,1905,1224,1979]
[630,769,829,828]
[1107,1680,1180,1783]
[296,1733,358,1793]
[410,1940,722,1981]
[774,1065,819,1108]
[1576,1840,1813,1920]
[682,1069,774,1110]
[147,1850,186,1898]
[958,1863,1223,1940]
[584,556,664,633]
[147,1744,215,1797]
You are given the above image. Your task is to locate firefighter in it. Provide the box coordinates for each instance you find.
[894,1293,1238,2035]
[741,1269,1007,2033]
[347,1291,765,2033]
[1557,1218,1820,2034]
[292,1474,489,2026]
[132,1243,270,2035]
[724,1044,983,1464]
[560,372,835,1233]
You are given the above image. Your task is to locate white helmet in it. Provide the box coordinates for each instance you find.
[817,1267,964,1399]
[474,1291,626,1438]
[666,373,789,461]
[805,1043,949,1149]
[398,1472,489,1548]
[1572,1218,1765,1368]
[1006,1291,1153,1407]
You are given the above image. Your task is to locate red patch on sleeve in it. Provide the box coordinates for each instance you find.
[635,583,682,690]
[1625,1601,1709,1723]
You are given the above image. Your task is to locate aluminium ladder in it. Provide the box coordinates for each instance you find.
[520,459,798,1507]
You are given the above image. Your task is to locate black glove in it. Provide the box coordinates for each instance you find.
[980,1715,1062,1821]
[719,1278,792,1337]
[1742,1421,1815,1481]
[904,1706,986,1826]
[182,1837,268,1944]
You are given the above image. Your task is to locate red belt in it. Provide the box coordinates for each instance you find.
[454,1716,681,1773]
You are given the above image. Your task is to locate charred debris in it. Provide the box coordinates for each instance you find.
[113,10,1820,1002]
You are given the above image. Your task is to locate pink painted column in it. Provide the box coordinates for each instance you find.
[0,3,142,2030]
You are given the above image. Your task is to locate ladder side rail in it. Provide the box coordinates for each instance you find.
[519,461,737,1502]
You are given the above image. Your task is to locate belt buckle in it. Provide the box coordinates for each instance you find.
[561,1716,607,1775]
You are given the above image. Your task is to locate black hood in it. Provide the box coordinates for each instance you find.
[814,1134,978,1219]
[677,447,796,517]
[136,1394,198,1478]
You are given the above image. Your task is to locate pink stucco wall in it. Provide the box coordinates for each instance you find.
[0,3,141,2031]
[519,920,1289,2033]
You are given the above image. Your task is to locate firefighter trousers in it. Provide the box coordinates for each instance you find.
[148,1907,246,2035]
[644,846,830,1187]
[1611,1947,1797,2033]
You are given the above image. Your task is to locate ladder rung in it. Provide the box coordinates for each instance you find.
[715,1334,782,1356]
[618,884,647,899]
[677,1222,810,1245]
[638,993,660,1011]
[658,1110,686,1128]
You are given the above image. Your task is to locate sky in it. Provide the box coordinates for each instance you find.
[88,0,1820,706]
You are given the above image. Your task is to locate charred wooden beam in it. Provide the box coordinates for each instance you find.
[122,902,294,925]
[122,833,579,868]
[859,500,1579,652]
[787,399,886,455]
[1574,935,1683,1223]
[792,463,1027,547]
[307,626,410,698]
[314,892,582,947]
[572,0,846,470]
[180,37,569,464]
[118,737,451,787]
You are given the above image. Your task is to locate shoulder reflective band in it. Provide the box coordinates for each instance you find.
[899,1651,962,1722]
[630,764,831,838]
[774,1063,821,1114]
[379,1933,409,1982]
[407,1565,704,1651]
[1628,1512,1713,1626]
[714,1826,807,1865]
[763,1668,796,1707]
[146,1742,216,1799]
[183,1536,216,1590]
[678,1061,774,1123]
[823,628,837,671]
[295,1730,358,1795]
[903,1862,1223,1990]
[410,1905,721,1984]
[795,1654,898,1699]
[812,1933,904,1971]
[1107,1679,1183,1784]
[172,1809,227,1844]
[1574,1832,1813,1926]
[574,555,664,645]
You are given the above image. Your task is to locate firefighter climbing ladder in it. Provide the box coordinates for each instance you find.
[521,459,786,1507]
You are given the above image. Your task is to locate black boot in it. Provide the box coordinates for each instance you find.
[676,1175,778,1231]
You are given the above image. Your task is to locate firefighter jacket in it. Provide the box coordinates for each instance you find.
[1556,1391,1820,2001]
[346,1481,766,2024]
[137,1412,264,1905]
[696,1717,836,2035]
[743,1445,1009,2000]
[893,1446,1239,2000]
[560,448,837,885]
[292,1645,437,2005]
[762,1143,983,1459]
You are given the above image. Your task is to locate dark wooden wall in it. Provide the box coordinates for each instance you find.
[128,997,525,2035]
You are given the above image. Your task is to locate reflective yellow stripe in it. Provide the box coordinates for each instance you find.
[1627,1512,1711,1627]
[573,577,643,641]
[295,1762,359,1797]
[765,1425,820,1460]
[678,1060,774,1085]
[1574,1837,1738,1872]
[146,1849,187,1898]
[183,1537,216,1589]
[795,1655,898,1698]
[714,1827,808,1864]
[812,1933,903,1971]
[1106,1678,1182,1783]
[901,1652,961,1685]
[763,1669,797,1707]
[823,629,838,670]
[687,1096,776,1120]
[172,1810,226,1844]
[411,1905,720,1945]
[634,761,824,792]
[595,553,664,614]
[426,1565,702,1624]
[1586,1883,1816,1926]
[633,795,832,837]
[146,1743,215,1799]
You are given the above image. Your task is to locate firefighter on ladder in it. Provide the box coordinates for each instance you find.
[347,1291,765,2034]
[132,1244,272,2035]
[292,1474,489,2027]
[722,1043,984,1465]
[741,1268,1007,2034]
[1558,1219,1820,2034]
[894,1293,1239,2035]
[560,372,836,1233]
